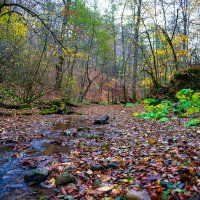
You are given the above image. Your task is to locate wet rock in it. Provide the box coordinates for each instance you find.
[20,158,38,169]
[24,168,49,184]
[0,139,17,145]
[50,140,62,145]
[91,164,105,171]
[167,137,173,144]
[63,165,72,172]
[107,162,119,169]
[126,190,151,200]
[40,182,54,189]
[64,128,77,136]
[55,173,76,186]
[94,115,109,125]
[5,139,17,144]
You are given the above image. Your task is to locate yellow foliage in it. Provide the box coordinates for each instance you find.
[63,48,88,61]
[172,35,189,46]
[62,76,80,93]
[75,51,88,60]
[107,79,118,89]
[156,49,168,57]
[0,8,27,39]
[141,77,152,87]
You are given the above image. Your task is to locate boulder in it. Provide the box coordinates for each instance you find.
[107,162,119,169]
[91,164,105,171]
[126,189,151,200]
[40,100,68,115]
[94,115,109,125]
[63,165,72,172]
[55,173,76,186]
[24,168,49,184]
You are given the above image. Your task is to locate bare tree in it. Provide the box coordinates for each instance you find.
[132,0,142,102]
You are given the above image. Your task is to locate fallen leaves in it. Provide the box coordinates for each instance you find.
[0,104,199,199]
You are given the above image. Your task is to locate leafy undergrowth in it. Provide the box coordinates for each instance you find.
[0,104,199,200]
[134,89,200,127]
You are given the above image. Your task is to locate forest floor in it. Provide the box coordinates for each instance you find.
[0,104,199,200]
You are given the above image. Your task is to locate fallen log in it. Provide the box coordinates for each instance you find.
[0,102,29,109]
[0,112,12,116]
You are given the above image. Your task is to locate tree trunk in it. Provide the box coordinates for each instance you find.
[55,0,71,90]
[132,0,142,102]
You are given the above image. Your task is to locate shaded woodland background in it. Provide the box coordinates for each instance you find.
[0,0,200,105]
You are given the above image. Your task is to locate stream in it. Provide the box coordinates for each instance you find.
[0,118,89,199]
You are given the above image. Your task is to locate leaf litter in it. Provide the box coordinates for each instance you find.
[0,104,199,199]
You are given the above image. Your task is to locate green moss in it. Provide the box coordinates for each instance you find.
[86,135,99,139]
[20,111,32,115]
[170,65,200,94]
[40,100,68,115]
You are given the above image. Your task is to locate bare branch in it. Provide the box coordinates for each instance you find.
[0,2,71,55]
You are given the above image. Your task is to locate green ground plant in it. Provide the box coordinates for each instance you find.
[133,89,200,126]
[125,102,140,108]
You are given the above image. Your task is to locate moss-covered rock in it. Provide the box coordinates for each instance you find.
[55,173,76,186]
[149,65,200,100]
[169,65,200,95]
[24,168,49,184]
[40,99,68,115]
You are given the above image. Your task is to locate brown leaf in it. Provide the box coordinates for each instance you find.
[101,174,111,182]
[112,188,121,195]
[87,189,102,195]
[61,187,66,195]
[97,184,113,192]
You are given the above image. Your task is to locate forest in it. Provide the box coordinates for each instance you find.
[0,0,200,200]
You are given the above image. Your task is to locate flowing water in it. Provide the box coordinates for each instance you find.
[0,144,32,199]
[0,118,87,199]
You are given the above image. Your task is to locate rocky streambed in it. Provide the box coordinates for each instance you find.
[0,105,199,200]
[0,116,93,199]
